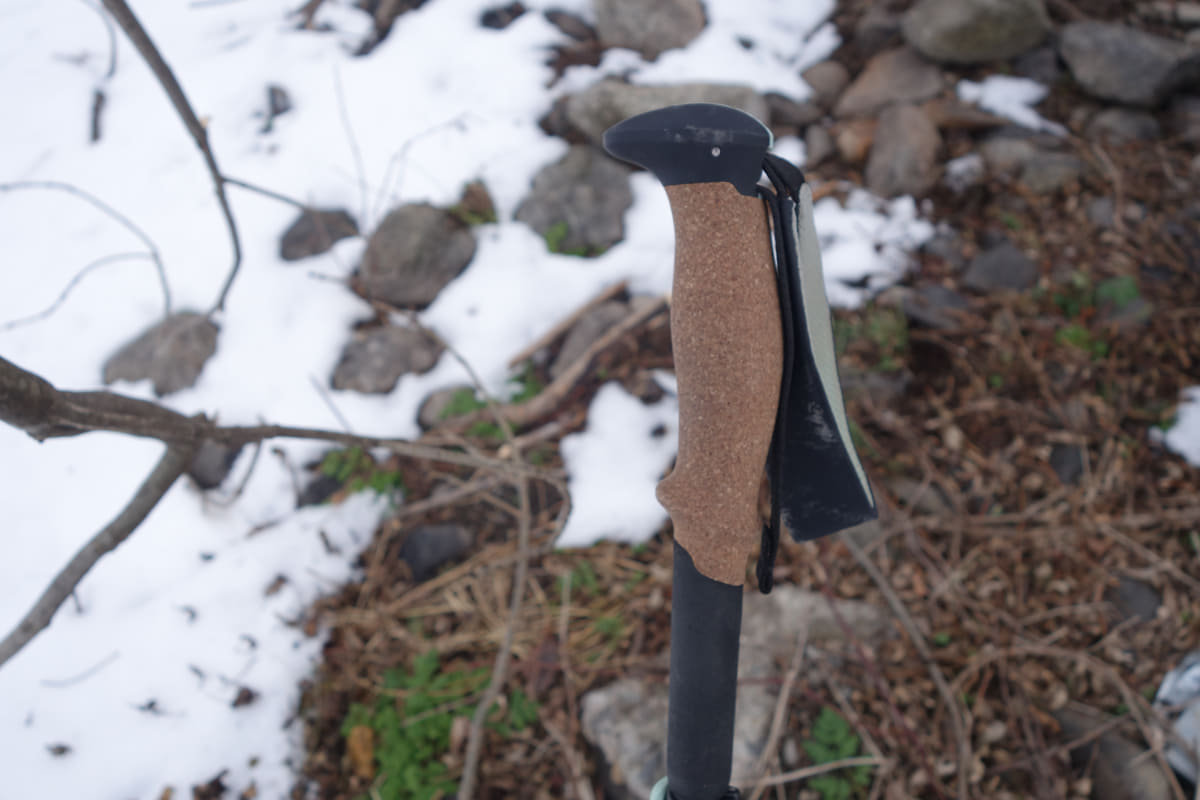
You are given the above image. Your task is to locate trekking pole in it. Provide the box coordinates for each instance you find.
[603,104,877,800]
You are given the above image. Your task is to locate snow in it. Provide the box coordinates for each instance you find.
[957,75,1068,136]
[0,0,1125,797]
[1157,387,1200,467]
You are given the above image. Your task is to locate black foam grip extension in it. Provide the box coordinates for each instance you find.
[667,542,743,800]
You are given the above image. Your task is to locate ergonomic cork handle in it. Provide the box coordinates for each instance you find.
[605,103,780,800]
[604,104,781,587]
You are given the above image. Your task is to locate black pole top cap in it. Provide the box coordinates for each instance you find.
[602,103,772,198]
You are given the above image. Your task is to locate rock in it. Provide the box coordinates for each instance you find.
[841,367,911,407]
[922,227,966,270]
[1168,94,1200,141]
[902,0,1050,64]
[330,325,442,394]
[103,311,218,396]
[581,587,888,799]
[804,124,835,167]
[943,152,986,193]
[801,61,850,110]
[188,440,242,490]
[1060,22,1200,107]
[400,524,473,582]
[563,79,769,144]
[1105,575,1162,624]
[450,180,497,226]
[297,473,341,508]
[903,284,970,329]
[1019,152,1085,194]
[359,204,476,308]
[515,145,632,255]
[865,104,941,198]
[417,384,474,429]
[480,1,525,29]
[1054,704,1176,800]
[1089,197,1116,228]
[834,47,943,119]
[1049,443,1085,484]
[545,9,595,41]
[833,118,877,164]
[963,239,1038,292]
[886,476,955,516]
[920,97,1009,131]
[550,301,628,379]
[764,93,823,133]
[979,136,1038,174]
[593,0,705,60]
[1086,108,1161,143]
[854,4,902,59]
[278,208,359,261]
[580,679,667,800]
[1139,1,1200,27]
[1013,43,1063,85]
[260,84,292,132]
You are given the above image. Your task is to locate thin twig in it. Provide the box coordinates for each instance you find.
[333,65,368,225]
[1,252,153,332]
[754,756,885,789]
[506,281,628,368]
[747,626,808,800]
[458,476,532,799]
[223,175,311,211]
[842,532,972,800]
[99,0,242,314]
[0,181,170,317]
[0,445,193,668]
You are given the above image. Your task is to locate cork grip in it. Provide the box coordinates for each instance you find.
[658,183,782,586]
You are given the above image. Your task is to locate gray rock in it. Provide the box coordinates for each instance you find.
[902,0,1050,64]
[834,118,877,165]
[545,9,595,41]
[1105,575,1162,624]
[279,208,359,261]
[886,476,955,516]
[580,587,889,799]
[331,325,442,394]
[903,284,970,329]
[188,440,242,490]
[359,204,476,308]
[1013,43,1063,85]
[417,384,474,429]
[834,47,943,119]
[1140,1,1200,26]
[922,227,966,270]
[103,311,218,396]
[1086,108,1162,143]
[943,152,986,193]
[1054,704,1175,800]
[1060,21,1200,107]
[515,145,633,255]
[1049,443,1085,484]
[979,136,1038,174]
[594,0,705,60]
[1088,196,1116,228]
[801,61,850,110]
[865,104,941,198]
[550,301,628,379]
[1168,94,1200,141]
[765,93,823,131]
[480,2,526,29]
[1019,152,1085,194]
[841,367,911,407]
[400,524,473,582]
[804,124,835,167]
[854,4,902,59]
[963,239,1038,292]
[564,79,769,144]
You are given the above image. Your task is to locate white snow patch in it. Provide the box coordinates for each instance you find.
[957,76,1067,136]
[1154,387,1200,467]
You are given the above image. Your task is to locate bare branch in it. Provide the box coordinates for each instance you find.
[99,0,242,314]
[1,252,153,332]
[0,444,194,669]
[0,181,170,317]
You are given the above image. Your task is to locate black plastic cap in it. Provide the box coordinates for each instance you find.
[602,103,772,197]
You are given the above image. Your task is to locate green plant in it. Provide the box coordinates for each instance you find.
[542,220,594,256]
[557,560,600,598]
[320,446,405,498]
[448,203,496,227]
[1056,323,1108,359]
[439,388,487,419]
[1095,275,1140,310]
[801,707,872,800]
[340,651,537,800]
[932,632,952,647]
[507,362,543,404]
[593,615,625,641]
[833,306,908,372]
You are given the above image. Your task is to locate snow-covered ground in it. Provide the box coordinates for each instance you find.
[1,0,1195,797]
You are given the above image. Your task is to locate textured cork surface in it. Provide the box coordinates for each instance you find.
[658,183,782,586]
